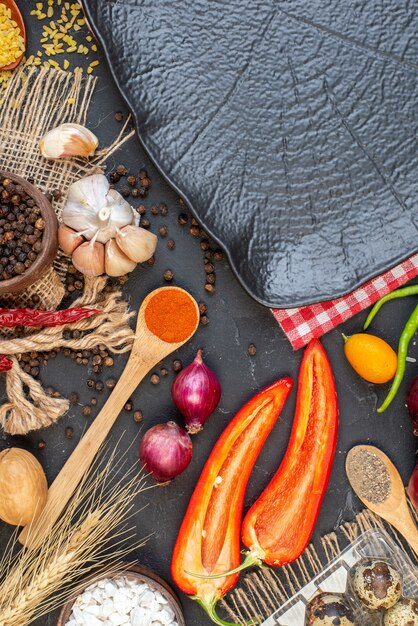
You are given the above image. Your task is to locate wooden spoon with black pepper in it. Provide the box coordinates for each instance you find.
[19,287,200,550]
[346,445,418,555]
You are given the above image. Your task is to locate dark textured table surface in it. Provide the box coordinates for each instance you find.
[0,5,416,626]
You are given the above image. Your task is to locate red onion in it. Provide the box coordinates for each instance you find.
[171,348,221,434]
[408,461,418,512]
[407,375,418,436]
[139,421,192,483]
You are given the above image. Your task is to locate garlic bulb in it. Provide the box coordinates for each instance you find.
[116,225,157,263]
[58,224,85,255]
[105,239,137,277]
[72,240,105,276]
[39,123,98,159]
[63,174,138,243]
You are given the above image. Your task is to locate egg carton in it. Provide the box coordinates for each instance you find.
[260,529,418,626]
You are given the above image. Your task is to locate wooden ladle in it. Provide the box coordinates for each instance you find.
[19,286,199,549]
[346,445,418,555]
[1,0,26,71]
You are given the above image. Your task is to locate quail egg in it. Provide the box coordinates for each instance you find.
[351,559,402,611]
[383,597,418,625]
[305,592,356,626]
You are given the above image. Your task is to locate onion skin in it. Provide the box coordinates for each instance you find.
[408,461,418,512]
[407,376,418,436]
[171,348,221,434]
[139,421,192,483]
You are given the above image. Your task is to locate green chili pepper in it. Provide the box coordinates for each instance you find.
[378,303,418,413]
[364,285,418,330]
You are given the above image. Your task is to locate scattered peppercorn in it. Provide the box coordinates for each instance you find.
[205,283,216,294]
[167,239,175,250]
[172,359,182,372]
[95,381,104,392]
[133,410,143,423]
[213,249,224,261]
[160,367,168,377]
[200,239,210,251]
[37,439,46,450]
[248,343,257,356]
[116,164,128,176]
[141,218,150,229]
[189,225,200,237]
[131,188,140,198]
[91,398,98,406]
[151,205,159,215]
[206,273,216,284]
[124,400,133,411]
[158,226,168,238]
[65,426,74,439]
[109,171,120,184]
[200,315,209,326]
[114,111,124,122]
[137,205,146,215]
[120,186,131,198]
[146,255,155,266]
[159,203,168,216]
[106,378,116,390]
[204,262,215,274]
[69,392,79,405]
[87,379,95,389]
[199,302,208,315]
[178,213,188,225]
[127,175,137,186]
[82,405,92,417]
[163,269,174,282]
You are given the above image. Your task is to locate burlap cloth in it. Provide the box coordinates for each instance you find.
[0,67,136,435]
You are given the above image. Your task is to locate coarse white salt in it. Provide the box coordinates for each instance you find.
[65,576,179,626]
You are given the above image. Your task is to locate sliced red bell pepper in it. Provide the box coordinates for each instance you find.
[171,377,293,626]
[242,339,338,566]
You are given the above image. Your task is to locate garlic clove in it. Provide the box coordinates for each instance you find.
[62,174,136,243]
[39,123,98,159]
[115,225,157,263]
[72,240,105,276]
[58,224,85,255]
[105,238,137,277]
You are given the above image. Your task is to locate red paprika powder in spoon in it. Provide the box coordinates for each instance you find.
[144,287,199,343]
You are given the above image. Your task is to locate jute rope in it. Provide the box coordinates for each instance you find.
[0,67,136,434]
[0,277,135,435]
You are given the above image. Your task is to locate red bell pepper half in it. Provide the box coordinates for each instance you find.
[171,377,293,626]
[242,339,338,566]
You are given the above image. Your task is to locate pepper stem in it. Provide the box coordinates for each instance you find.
[342,333,349,343]
[194,596,258,626]
[186,552,262,580]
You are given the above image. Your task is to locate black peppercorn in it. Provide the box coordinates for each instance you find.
[141,218,150,229]
[120,186,131,198]
[205,283,216,294]
[167,239,175,250]
[159,203,168,215]
[87,379,95,389]
[133,410,143,423]
[178,213,188,225]
[248,343,257,356]
[213,249,224,261]
[199,302,208,315]
[137,205,146,215]
[127,175,137,186]
[150,374,160,385]
[82,405,92,417]
[65,426,74,439]
[189,225,200,237]
[95,381,104,392]
[114,111,124,122]
[160,367,168,377]
[106,378,116,389]
[200,315,209,326]
[116,164,128,176]
[158,226,168,238]
[37,439,46,450]
[163,269,173,282]
[69,392,79,405]
[146,255,155,266]
[91,398,98,406]
[172,359,183,372]
[206,273,216,284]
[151,205,159,215]
[124,400,133,411]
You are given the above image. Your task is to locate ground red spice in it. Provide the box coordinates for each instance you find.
[144,288,198,343]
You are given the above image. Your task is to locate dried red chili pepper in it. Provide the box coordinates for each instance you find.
[0,355,13,372]
[0,307,100,327]
[171,377,293,625]
[241,339,338,566]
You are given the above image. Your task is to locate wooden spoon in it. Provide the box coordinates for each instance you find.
[19,287,199,549]
[346,445,418,555]
[0,0,26,71]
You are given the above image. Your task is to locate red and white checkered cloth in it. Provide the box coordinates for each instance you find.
[272,254,418,350]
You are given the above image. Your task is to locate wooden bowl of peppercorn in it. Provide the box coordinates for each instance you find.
[0,171,58,295]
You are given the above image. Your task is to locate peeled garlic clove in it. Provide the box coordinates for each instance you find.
[40,123,98,159]
[72,241,105,276]
[105,239,137,277]
[58,224,85,255]
[116,225,157,263]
